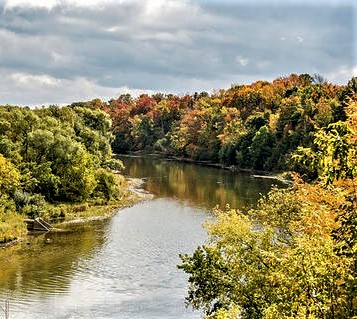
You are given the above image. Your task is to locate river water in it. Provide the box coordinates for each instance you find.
[0,156,282,319]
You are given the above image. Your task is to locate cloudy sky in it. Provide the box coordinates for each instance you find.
[0,0,355,106]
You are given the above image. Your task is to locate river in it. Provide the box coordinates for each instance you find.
[0,156,283,318]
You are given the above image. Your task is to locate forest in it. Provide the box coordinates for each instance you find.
[96,73,355,177]
[0,73,356,318]
[0,104,125,243]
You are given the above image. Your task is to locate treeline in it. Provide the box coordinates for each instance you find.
[0,104,124,243]
[89,73,355,176]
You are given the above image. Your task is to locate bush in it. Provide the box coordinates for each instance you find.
[0,210,26,243]
[13,191,47,219]
[94,168,120,202]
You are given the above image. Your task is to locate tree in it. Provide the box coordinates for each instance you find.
[249,126,275,170]
[293,121,355,184]
[179,182,356,319]
[55,142,97,202]
[179,89,357,318]
[0,154,20,195]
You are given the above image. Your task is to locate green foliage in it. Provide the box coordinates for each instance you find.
[293,121,355,184]
[0,194,26,243]
[20,161,61,200]
[218,141,238,166]
[55,143,97,202]
[179,181,357,319]
[94,168,120,202]
[0,136,22,163]
[13,191,47,219]
[153,137,170,153]
[102,158,124,171]
[249,126,275,170]
[0,103,126,242]
[179,245,233,316]
[0,208,26,243]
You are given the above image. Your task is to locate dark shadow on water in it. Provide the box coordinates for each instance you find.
[118,154,284,210]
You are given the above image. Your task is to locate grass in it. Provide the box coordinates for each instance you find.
[0,177,147,244]
[46,179,144,222]
[0,211,27,244]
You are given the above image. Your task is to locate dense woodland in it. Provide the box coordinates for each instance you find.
[0,74,356,318]
[0,105,125,243]
[92,73,354,177]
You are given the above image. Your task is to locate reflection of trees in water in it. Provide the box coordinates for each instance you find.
[120,155,281,209]
[0,219,109,298]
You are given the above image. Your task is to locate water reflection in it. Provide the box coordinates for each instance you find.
[119,155,282,209]
[0,220,109,305]
[0,200,207,319]
[0,156,281,318]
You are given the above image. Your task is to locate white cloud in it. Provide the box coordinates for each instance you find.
[50,51,72,65]
[325,65,356,83]
[2,72,154,106]
[142,0,193,18]
[3,0,119,10]
[11,73,60,87]
[4,0,58,10]
[3,0,189,11]
[236,55,248,67]
[296,36,304,43]
[133,30,193,45]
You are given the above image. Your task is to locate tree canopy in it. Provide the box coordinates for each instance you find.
[93,74,353,176]
[0,104,124,242]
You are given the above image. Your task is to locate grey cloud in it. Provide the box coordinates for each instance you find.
[0,0,355,105]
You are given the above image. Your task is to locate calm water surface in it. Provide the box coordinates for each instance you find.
[0,156,282,318]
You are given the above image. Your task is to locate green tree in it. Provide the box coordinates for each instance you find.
[293,121,355,184]
[94,168,120,202]
[56,143,97,202]
[249,126,275,170]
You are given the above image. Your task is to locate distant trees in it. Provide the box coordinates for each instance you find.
[96,74,352,176]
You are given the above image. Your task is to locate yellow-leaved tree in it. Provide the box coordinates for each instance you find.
[0,154,26,243]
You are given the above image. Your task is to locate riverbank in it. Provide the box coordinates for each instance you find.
[57,177,153,225]
[0,177,152,247]
[118,152,293,185]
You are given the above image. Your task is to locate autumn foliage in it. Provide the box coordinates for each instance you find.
[96,74,353,177]
[177,75,357,318]
[0,73,355,317]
